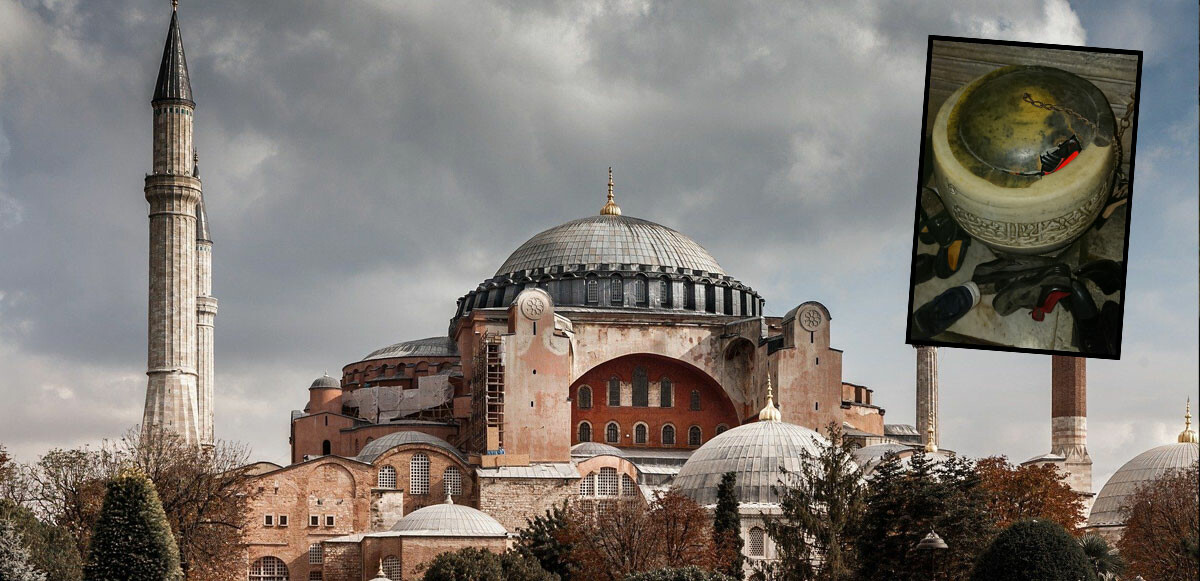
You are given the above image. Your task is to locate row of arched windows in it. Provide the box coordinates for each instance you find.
[577,375,701,410]
[578,467,639,498]
[375,454,463,496]
[459,276,759,317]
[578,421,727,446]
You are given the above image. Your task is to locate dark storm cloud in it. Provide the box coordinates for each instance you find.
[0,0,1195,482]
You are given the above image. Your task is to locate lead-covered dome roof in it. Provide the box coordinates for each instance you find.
[1088,441,1198,527]
[355,431,466,464]
[675,420,827,506]
[362,336,459,361]
[390,499,507,537]
[496,215,724,276]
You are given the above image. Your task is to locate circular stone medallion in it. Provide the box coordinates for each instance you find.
[799,308,823,331]
[520,296,546,320]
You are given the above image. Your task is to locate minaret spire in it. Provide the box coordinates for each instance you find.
[1179,398,1198,444]
[759,367,781,422]
[154,3,193,106]
[600,167,622,216]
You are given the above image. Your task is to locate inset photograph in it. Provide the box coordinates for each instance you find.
[907,36,1142,359]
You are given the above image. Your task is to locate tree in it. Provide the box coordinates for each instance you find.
[712,472,744,580]
[970,519,1095,581]
[1078,534,1124,580]
[500,551,559,581]
[766,423,864,581]
[1118,462,1199,581]
[0,499,82,580]
[0,518,47,581]
[421,547,556,581]
[855,451,995,581]
[625,566,737,581]
[974,456,1085,533]
[517,501,576,580]
[83,469,183,581]
[653,491,719,570]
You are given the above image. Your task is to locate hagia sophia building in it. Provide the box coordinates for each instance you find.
[136,6,1197,581]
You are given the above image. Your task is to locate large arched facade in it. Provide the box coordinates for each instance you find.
[570,353,739,449]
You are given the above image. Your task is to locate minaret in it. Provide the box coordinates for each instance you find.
[916,346,939,448]
[195,149,217,446]
[1050,355,1092,498]
[142,1,202,446]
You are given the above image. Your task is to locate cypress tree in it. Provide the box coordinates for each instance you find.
[0,518,47,581]
[83,469,182,581]
[712,471,744,579]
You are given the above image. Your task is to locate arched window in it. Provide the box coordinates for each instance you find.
[308,543,323,564]
[249,556,288,581]
[749,527,765,557]
[321,440,331,455]
[606,422,620,444]
[634,423,648,444]
[579,472,596,496]
[382,556,402,580]
[683,280,696,310]
[309,572,322,581]
[688,425,702,446]
[491,287,504,308]
[660,378,673,407]
[661,425,676,446]
[476,290,488,309]
[443,466,463,496]
[690,390,701,410]
[579,421,592,442]
[578,385,592,409]
[608,377,621,407]
[598,467,619,496]
[632,366,648,407]
[724,286,734,315]
[410,453,430,495]
[586,276,600,305]
[610,275,624,305]
[660,277,673,308]
[622,474,638,496]
[716,424,729,435]
[634,276,648,306]
[377,465,396,489]
[705,284,717,313]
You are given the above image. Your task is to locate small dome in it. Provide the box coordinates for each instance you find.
[309,375,340,390]
[362,336,459,361]
[1088,441,1198,527]
[675,420,827,506]
[496,215,725,276]
[356,431,466,464]
[570,442,627,459]
[390,498,507,537]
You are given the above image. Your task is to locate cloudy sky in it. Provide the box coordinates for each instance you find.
[0,0,1195,489]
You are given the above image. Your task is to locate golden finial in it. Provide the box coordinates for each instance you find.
[376,559,386,578]
[1179,398,1198,444]
[600,167,622,216]
[173,0,178,11]
[924,410,938,453]
[758,369,781,422]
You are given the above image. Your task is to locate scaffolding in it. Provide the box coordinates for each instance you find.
[471,332,506,453]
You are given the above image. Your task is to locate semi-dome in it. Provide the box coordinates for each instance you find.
[309,374,340,390]
[362,336,459,362]
[496,215,725,276]
[675,418,827,506]
[355,431,466,464]
[390,497,507,537]
[570,442,627,459]
[1089,441,1199,527]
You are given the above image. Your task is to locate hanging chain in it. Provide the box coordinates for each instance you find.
[1022,92,1100,135]
[1108,92,1135,202]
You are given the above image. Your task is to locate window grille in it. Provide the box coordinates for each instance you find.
[610,276,624,305]
[608,377,620,407]
[605,422,620,444]
[660,278,672,308]
[690,390,701,410]
[444,466,463,496]
[662,425,676,445]
[598,467,619,497]
[377,465,396,489]
[383,556,402,579]
[622,474,638,496]
[580,473,595,496]
[410,453,430,495]
[634,423,647,444]
[689,426,702,446]
[749,527,765,557]
[249,556,289,581]
[578,385,592,409]
[308,572,323,581]
[579,422,592,442]
[586,278,599,304]
[309,543,323,564]
[635,277,648,305]
[660,378,673,407]
[632,367,648,407]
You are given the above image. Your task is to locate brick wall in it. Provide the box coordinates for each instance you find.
[478,476,576,532]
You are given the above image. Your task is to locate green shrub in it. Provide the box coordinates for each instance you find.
[624,566,737,581]
[971,519,1096,581]
[82,470,182,581]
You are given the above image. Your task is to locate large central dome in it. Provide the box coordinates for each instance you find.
[496,215,725,276]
